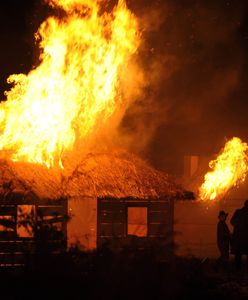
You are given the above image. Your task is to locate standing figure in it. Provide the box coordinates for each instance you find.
[230,200,248,270]
[217,210,230,269]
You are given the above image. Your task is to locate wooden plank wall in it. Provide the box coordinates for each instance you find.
[97,197,174,250]
[0,193,67,266]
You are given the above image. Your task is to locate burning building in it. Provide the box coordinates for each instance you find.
[0,150,191,265]
[65,151,190,250]
[0,0,195,266]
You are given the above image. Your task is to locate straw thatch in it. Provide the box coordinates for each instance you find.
[0,159,62,199]
[0,151,189,200]
[63,151,186,199]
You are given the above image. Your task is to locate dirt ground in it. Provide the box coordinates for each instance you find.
[1,251,248,300]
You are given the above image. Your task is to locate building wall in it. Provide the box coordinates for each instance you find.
[67,197,97,250]
[97,197,174,250]
[0,194,67,266]
[66,193,248,257]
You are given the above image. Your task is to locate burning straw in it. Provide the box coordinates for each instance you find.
[199,137,248,201]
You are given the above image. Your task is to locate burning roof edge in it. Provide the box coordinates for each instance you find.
[0,151,195,201]
[0,159,62,200]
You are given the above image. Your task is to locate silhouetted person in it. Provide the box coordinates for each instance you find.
[230,200,248,270]
[217,210,230,269]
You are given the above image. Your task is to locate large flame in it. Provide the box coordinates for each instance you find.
[199,137,248,201]
[0,0,140,168]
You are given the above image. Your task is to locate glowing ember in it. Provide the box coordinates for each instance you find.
[0,0,140,168]
[199,137,248,201]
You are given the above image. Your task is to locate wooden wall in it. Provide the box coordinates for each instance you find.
[0,193,67,266]
[97,197,174,251]
[67,197,97,250]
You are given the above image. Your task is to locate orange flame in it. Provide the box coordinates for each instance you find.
[199,137,248,201]
[0,0,140,168]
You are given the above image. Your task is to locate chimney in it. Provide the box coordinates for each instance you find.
[184,155,199,178]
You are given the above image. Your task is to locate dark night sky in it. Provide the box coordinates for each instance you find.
[0,0,248,175]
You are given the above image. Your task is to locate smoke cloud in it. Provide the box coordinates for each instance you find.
[118,0,248,175]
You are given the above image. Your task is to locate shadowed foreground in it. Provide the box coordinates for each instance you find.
[1,248,248,300]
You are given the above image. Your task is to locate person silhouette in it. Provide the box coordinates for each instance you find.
[217,210,230,269]
[230,200,248,270]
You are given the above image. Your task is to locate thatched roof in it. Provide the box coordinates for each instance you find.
[0,159,62,199]
[0,151,190,200]
[63,151,186,199]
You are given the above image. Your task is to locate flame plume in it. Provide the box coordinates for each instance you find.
[0,0,140,168]
[199,137,248,201]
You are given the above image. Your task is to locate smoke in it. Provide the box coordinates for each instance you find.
[117,0,248,175]
[0,0,247,176]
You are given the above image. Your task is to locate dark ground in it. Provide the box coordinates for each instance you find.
[1,249,248,300]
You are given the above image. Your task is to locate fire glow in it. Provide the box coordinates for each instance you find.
[0,0,140,168]
[199,137,248,201]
